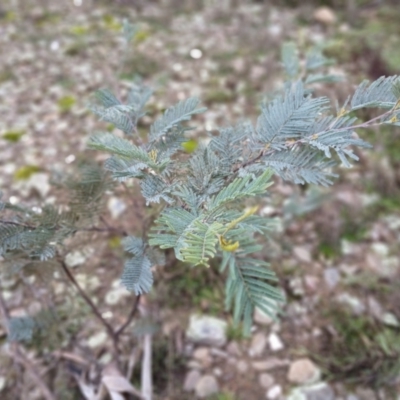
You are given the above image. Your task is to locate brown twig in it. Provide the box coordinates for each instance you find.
[58,259,120,362]
[0,219,128,236]
[0,290,57,400]
[115,294,141,338]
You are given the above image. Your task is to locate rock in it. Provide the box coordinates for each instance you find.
[355,388,376,400]
[183,369,201,391]
[187,360,202,370]
[252,358,289,371]
[105,286,130,305]
[232,57,246,74]
[186,315,227,347]
[249,332,267,357]
[336,293,365,315]
[26,173,50,198]
[287,358,321,385]
[0,376,6,391]
[304,275,320,293]
[293,246,312,263]
[87,331,108,348]
[250,65,265,81]
[313,7,336,25]
[213,367,222,377]
[266,384,282,399]
[290,277,305,296]
[268,333,284,352]
[301,383,335,400]
[371,242,389,257]
[237,360,249,373]
[210,348,228,358]
[367,296,383,320]
[381,312,400,327]
[193,347,213,368]
[194,375,219,398]
[65,246,94,268]
[226,341,242,356]
[107,197,127,219]
[323,268,340,290]
[259,373,274,389]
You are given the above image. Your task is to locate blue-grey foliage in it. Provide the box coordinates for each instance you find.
[2,41,400,338]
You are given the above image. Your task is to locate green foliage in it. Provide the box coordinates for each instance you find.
[57,95,76,113]
[13,165,41,180]
[1,163,110,264]
[8,308,57,343]
[2,27,400,341]
[2,130,24,143]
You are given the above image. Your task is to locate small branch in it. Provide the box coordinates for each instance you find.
[58,259,120,362]
[0,219,128,236]
[115,294,141,338]
[234,109,396,174]
[0,290,56,400]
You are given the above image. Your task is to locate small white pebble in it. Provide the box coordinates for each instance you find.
[267,385,282,399]
[190,49,203,59]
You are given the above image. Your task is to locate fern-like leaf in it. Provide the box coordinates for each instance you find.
[225,256,283,334]
[351,76,399,110]
[121,255,153,295]
[208,169,273,211]
[88,132,153,164]
[179,220,223,265]
[149,97,206,140]
[263,147,337,186]
[256,81,330,150]
[140,175,174,205]
[281,42,300,79]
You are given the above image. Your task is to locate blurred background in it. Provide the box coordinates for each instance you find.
[0,0,400,399]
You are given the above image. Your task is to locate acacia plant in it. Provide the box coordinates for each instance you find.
[1,27,400,353]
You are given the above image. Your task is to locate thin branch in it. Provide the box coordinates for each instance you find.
[0,219,128,236]
[0,290,57,400]
[58,259,120,361]
[234,108,396,174]
[115,294,141,338]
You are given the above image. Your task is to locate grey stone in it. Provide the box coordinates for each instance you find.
[186,315,227,347]
[293,246,312,263]
[381,312,400,327]
[367,296,383,320]
[236,360,249,373]
[336,293,365,315]
[268,333,284,352]
[266,385,282,399]
[249,332,267,357]
[302,383,335,400]
[183,369,201,392]
[313,6,337,25]
[193,347,212,368]
[287,358,321,385]
[355,388,376,400]
[258,373,274,389]
[324,268,340,289]
[107,197,127,219]
[290,277,305,296]
[65,246,94,268]
[194,375,219,398]
[226,341,242,356]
